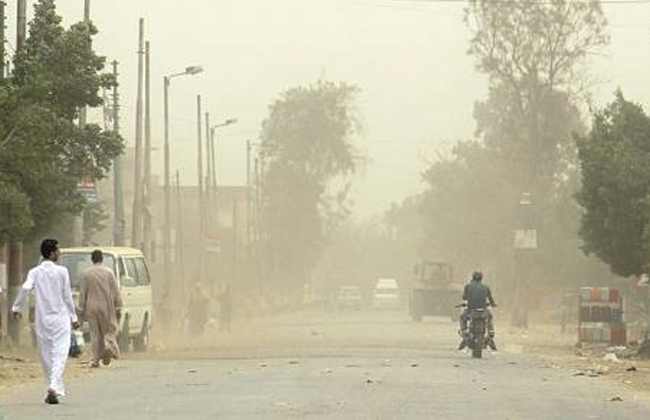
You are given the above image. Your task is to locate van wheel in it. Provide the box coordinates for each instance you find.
[134,313,150,352]
[118,312,131,353]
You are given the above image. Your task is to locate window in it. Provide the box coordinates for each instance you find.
[133,258,150,286]
[123,258,150,287]
[59,253,115,289]
[123,258,138,288]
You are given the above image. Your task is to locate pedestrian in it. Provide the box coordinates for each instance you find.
[218,285,233,334]
[12,239,78,405]
[79,250,123,368]
[187,281,210,336]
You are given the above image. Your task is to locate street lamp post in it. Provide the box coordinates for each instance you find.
[208,118,238,216]
[163,65,203,307]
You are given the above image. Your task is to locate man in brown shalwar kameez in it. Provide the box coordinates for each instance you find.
[79,250,123,368]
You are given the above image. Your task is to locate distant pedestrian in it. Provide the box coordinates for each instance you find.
[79,250,123,368]
[187,282,210,336]
[218,285,233,334]
[12,239,78,405]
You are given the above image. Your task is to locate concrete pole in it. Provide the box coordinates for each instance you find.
[112,60,126,246]
[205,112,211,228]
[131,18,144,249]
[7,242,23,346]
[163,76,171,296]
[175,171,185,288]
[0,245,7,345]
[16,0,26,52]
[0,1,6,80]
[84,0,91,22]
[246,140,252,249]
[79,0,91,128]
[197,95,205,281]
[143,41,153,258]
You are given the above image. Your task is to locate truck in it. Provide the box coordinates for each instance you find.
[409,261,461,322]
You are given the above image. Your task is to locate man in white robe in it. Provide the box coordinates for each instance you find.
[12,239,78,405]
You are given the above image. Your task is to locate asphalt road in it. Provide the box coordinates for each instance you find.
[1,310,650,419]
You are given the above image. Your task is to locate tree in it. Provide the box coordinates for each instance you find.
[464,0,609,326]
[82,200,109,246]
[466,0,608,192]
[0,0,122,242]
[260,81,361,293]
[576,91,650,278]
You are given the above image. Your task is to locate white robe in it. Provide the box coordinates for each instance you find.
[12,260,78,396]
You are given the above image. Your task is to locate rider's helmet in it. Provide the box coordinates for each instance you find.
[472,271,483,282]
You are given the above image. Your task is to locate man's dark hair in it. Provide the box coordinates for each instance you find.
[91,250,103,264]
[40,239,59,260]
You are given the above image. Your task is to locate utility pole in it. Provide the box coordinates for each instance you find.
[196,95,205,282]
[246,140,252,251]
[175,171,185,289]
[7,0,27,346]
[112,60,126,246]
[211,129,217,196]
[16,0,26,52]
[131,18,144,249]
[143,40,152,259]
[205,112,211,228]
[79,0,91,127]
[0,1,6,80]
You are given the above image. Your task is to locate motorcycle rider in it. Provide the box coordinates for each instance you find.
[459,271,497,351]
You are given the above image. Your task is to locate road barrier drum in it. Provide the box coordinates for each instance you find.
[578,287,626,345]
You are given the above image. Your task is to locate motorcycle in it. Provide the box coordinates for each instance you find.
[457,303,494,359]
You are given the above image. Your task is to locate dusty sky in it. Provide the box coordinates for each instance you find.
[5,0,650,220]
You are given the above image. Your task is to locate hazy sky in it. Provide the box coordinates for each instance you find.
[5,0,650,220]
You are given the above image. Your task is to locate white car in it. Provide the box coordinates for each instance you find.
[60,247,152,352]
[373,278,400,310]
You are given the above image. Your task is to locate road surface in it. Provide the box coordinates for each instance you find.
[1,310,649,419]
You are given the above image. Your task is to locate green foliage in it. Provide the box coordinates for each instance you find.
[466,0,608,192]
[82,200,108,246]
[0,0,123,241]
[577,91,650,277]
[409,1,611,289]
[260,81,361,287]
[0,181,34,243]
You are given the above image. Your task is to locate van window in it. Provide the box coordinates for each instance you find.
[59,253,116,289]
[123,259,138,288]
[118,258,126,278]
[133,258,150,286]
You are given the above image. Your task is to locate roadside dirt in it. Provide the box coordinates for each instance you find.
[505,323,650,398]
[0,348,96,402]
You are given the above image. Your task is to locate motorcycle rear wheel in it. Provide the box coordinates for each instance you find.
[472,338,483,358]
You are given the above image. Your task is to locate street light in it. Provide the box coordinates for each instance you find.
[163,65,203,303]
[209,118,238,193]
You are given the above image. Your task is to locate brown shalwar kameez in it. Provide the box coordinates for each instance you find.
[79,265,123,365]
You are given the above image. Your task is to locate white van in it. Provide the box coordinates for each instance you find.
[373,278,400,310]
[60,247,152,352]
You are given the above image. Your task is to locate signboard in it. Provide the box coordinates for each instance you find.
[206,234,221,254]
[514,229,537,250]
[76,176,98,201]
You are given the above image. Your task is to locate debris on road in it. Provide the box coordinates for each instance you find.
[603,353,620,363]
[626,366,637,372]
[187,369,197,374]
[410,363,419,368]
[610,396,624,402]
[288,360,300,365]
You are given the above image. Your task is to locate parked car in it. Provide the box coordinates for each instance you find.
[337,286,363,310]
[60,247,152,352]
[373,278,400,310]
